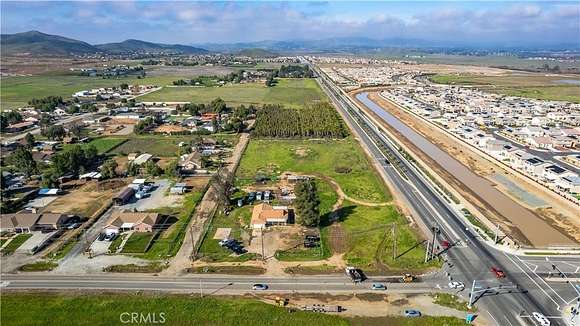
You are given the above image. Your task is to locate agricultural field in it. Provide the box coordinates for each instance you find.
[138,78,326,108]
[63,137,127,154]
[430,73,580,102]
[0,74,182,110]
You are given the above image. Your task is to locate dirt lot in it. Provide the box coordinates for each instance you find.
[362,92,580,244]
[45,181,126,218]
[258,293,488,324]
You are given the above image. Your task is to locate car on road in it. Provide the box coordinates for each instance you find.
[532,312,550,326]
[252,284,268,290]
[448,281,464,289]
[404,309,421,317]
[371,283,386,290]
[491,267,506,278]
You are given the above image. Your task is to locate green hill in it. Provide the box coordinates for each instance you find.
[95,39,209,55]
[0,30,102,56]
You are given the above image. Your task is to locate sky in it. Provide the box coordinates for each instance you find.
[1,1,579,47]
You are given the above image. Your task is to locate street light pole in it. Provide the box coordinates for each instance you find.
[468,280,477,309]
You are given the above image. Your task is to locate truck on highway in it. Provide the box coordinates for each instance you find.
[345,266,364,283]
[402,273,416,283]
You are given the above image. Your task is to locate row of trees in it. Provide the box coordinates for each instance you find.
[253,103,348,138]
[28,96,65,112]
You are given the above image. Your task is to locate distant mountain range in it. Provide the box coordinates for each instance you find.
[0,31,208,56]
[1,31,577,57]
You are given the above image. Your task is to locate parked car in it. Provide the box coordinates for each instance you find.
[252,284,268,290]
[371,283,386,290]
[67,223,80,230]
[104,233,117,242]
[404,310,421,317]
[98,233,106,241]
[532,312,550,326]
[448,281,464,289]
[219,239,235,247]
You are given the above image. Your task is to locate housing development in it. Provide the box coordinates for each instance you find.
[0,2,579,326]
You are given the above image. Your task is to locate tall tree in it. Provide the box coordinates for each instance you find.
[10,147,38,177]
[100,159,118,179]
[24,133,35,148]
[294,179,320,227]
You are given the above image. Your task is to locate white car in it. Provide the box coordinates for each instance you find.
[532,312,550,326]
[448,281,464,289]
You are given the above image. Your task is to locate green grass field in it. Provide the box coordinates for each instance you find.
[1,233,32,255]
[63,137,128,154]
[110,134,238,157]
[198,206,260,262]
[0,75,182,110]
[237,138,390,203]
[1,293,465,326]
[138,78,327,108]
[121,233,156,253]
[430,74,580,103]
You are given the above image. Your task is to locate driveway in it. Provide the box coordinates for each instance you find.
[121,179,181,211]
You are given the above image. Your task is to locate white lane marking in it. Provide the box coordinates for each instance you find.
[516,256,568,305]
[487,311,500,326]
[503,253,561,311]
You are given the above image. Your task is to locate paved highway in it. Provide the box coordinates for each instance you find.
[0,274,442,295]
[308,60,579,326]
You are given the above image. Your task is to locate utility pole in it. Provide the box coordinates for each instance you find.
[494,224,500,244]
[261,229,265,261]
[199,278,203,298]
[468,280,477,309]
[424,240,431,263]
[392,223,397,260]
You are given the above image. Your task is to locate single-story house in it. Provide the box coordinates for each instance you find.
[0,214,40,233]
[113,187,135,206]
[35,213,71,230]
[103,211,160,234]
[180,151,203,171]
[5,121,35,133]
[250,203,289,229]
[133,153,153,165]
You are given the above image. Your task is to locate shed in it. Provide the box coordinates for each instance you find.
[133,154,153,165]
[113,187,135,205]
[38,188,62,196]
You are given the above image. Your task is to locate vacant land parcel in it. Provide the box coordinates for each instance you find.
[0,74,181,110]
[430,73,580,102]
[235,138,438,272]
[138,78,326,108]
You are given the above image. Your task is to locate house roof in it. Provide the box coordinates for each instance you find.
[251,203,288,226]
[36,213,67,225]
[0,213,41,229]
[114,187,135,201]
[105,212,160,229]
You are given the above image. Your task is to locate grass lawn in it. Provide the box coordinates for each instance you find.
[430,74,580,103]
[198,206,260,262]
[0,74,182,110]
[121,232,157,253]
[18,260,58,272]
[1,233,32,255]
[284,264,339,275]
[237,138,390,203]
[63,137,128,154]
[138,78,327,108]
[1,293,347,326]
[431,293,475,312]
[104,263,165,273]
[47,240,77,260]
